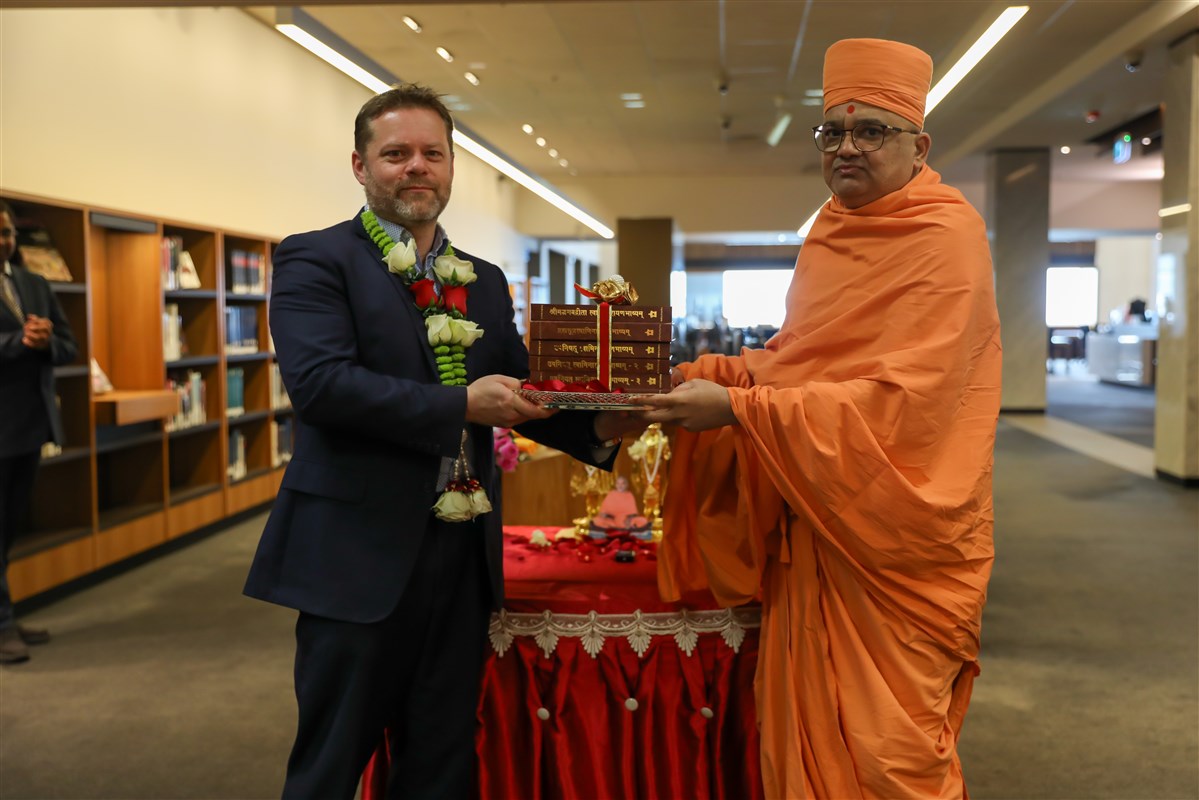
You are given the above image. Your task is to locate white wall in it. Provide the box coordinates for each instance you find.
[1095,236,1159,323]
[0,7,533,271]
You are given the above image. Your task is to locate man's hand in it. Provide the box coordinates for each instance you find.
[465,374,554,428]
[22,315,52,350]
[640,378,737,432]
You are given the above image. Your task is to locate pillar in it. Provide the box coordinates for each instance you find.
[987,148,1051,411]
[616,218,673,308]
[1154,30,1199,484]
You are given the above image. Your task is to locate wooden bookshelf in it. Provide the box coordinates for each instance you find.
[1,189,286,602]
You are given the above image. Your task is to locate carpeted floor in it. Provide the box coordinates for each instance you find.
[1,423,1196,799]
[1046,372,1156,449]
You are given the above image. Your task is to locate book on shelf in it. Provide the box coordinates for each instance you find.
[16,226,73,282]
[225,305,260,354]
[226,367,245,416]
[177,250,201,290]
[228,249,267,295]
[271,417,294,468]
[166,370,207,432]
[90,358,114,394]
[269,362,291,410]
[162,303,186,362]
[228,429,247,481]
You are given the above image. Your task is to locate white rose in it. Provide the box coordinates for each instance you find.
[385,239,418,276]
[432,254,477,285]
[433,490,476,522]
[627,440,647,461]
[467,487,493,516]
[448,318,485,347]
[426,314,453,346]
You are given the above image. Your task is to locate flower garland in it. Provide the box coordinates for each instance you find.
[361,209,490,522]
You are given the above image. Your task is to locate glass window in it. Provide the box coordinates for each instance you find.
[723,269,791,328]
[1045,266,1098,327]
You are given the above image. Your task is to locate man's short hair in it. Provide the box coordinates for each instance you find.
[0,199,15,221]
[354,83,455,155]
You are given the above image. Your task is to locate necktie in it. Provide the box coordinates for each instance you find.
[1,271,23,321]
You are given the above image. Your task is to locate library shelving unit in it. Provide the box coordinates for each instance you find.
[2,190,288,602]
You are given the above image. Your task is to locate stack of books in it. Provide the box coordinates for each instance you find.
[166,370,207,431]
[527,303,673,392]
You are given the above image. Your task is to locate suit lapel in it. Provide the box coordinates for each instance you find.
[352,219,439,377]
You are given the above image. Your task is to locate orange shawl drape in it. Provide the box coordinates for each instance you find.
[660,165,1002,799]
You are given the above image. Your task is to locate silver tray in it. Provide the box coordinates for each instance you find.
[517,389,654,411]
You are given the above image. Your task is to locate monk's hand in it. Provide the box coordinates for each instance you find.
[641,378,737,432]
[466,374,553,427]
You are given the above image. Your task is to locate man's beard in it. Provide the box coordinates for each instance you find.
[363,175,450,227]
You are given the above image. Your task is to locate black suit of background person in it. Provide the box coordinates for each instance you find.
[0,199,78,664]
[244,85,634,799]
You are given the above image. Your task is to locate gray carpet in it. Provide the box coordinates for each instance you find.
[1,424,1196,799]
[1046,373,1156,449]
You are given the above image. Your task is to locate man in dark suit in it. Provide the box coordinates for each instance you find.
[244,85,631,799]
[0,199,78,664]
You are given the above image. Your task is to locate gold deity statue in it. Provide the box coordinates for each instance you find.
[628,423,671,540]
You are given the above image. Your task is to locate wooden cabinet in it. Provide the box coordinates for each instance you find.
[2,190,289,601]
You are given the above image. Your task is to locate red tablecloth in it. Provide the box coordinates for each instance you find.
[362,526,763,800]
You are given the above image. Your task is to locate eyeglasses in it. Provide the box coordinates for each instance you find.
[812,122,920,152]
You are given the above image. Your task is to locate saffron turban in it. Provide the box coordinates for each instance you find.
[823,38,933,128]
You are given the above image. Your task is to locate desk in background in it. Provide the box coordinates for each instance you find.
[363,526,763,800]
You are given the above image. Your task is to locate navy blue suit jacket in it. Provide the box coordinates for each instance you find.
[244,216,610,623]
[0,265,78,459]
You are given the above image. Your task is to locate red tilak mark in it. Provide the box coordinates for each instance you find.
[847,104,855,114]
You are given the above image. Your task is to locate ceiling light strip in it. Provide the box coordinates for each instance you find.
[926,6,1029,115]
[796,5,1028,238]
[274,9,613,239]
[276,23,392,94]
[453,129,614,238]
[1158,203,1192,218]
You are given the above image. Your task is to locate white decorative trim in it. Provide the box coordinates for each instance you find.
[488,607,761,659]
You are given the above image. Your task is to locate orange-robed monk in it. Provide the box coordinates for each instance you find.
[642,38,1002,799]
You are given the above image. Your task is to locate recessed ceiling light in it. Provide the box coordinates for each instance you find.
[535,137,546,147]
[1141,137,1152,146]
[803,89,823,97]
[402,16,421,33]
[624,100,646,109]
[620,93,642,101]
[559,159,569,167]
[800,98,822,106]
[436,47,454,63]
[1060,146,1071,154]
[522,124,534,135]
[464,71,480,86]
[548,148,558,158]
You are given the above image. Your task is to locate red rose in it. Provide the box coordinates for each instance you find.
[410,278,439,310]
[442,285,468,316]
